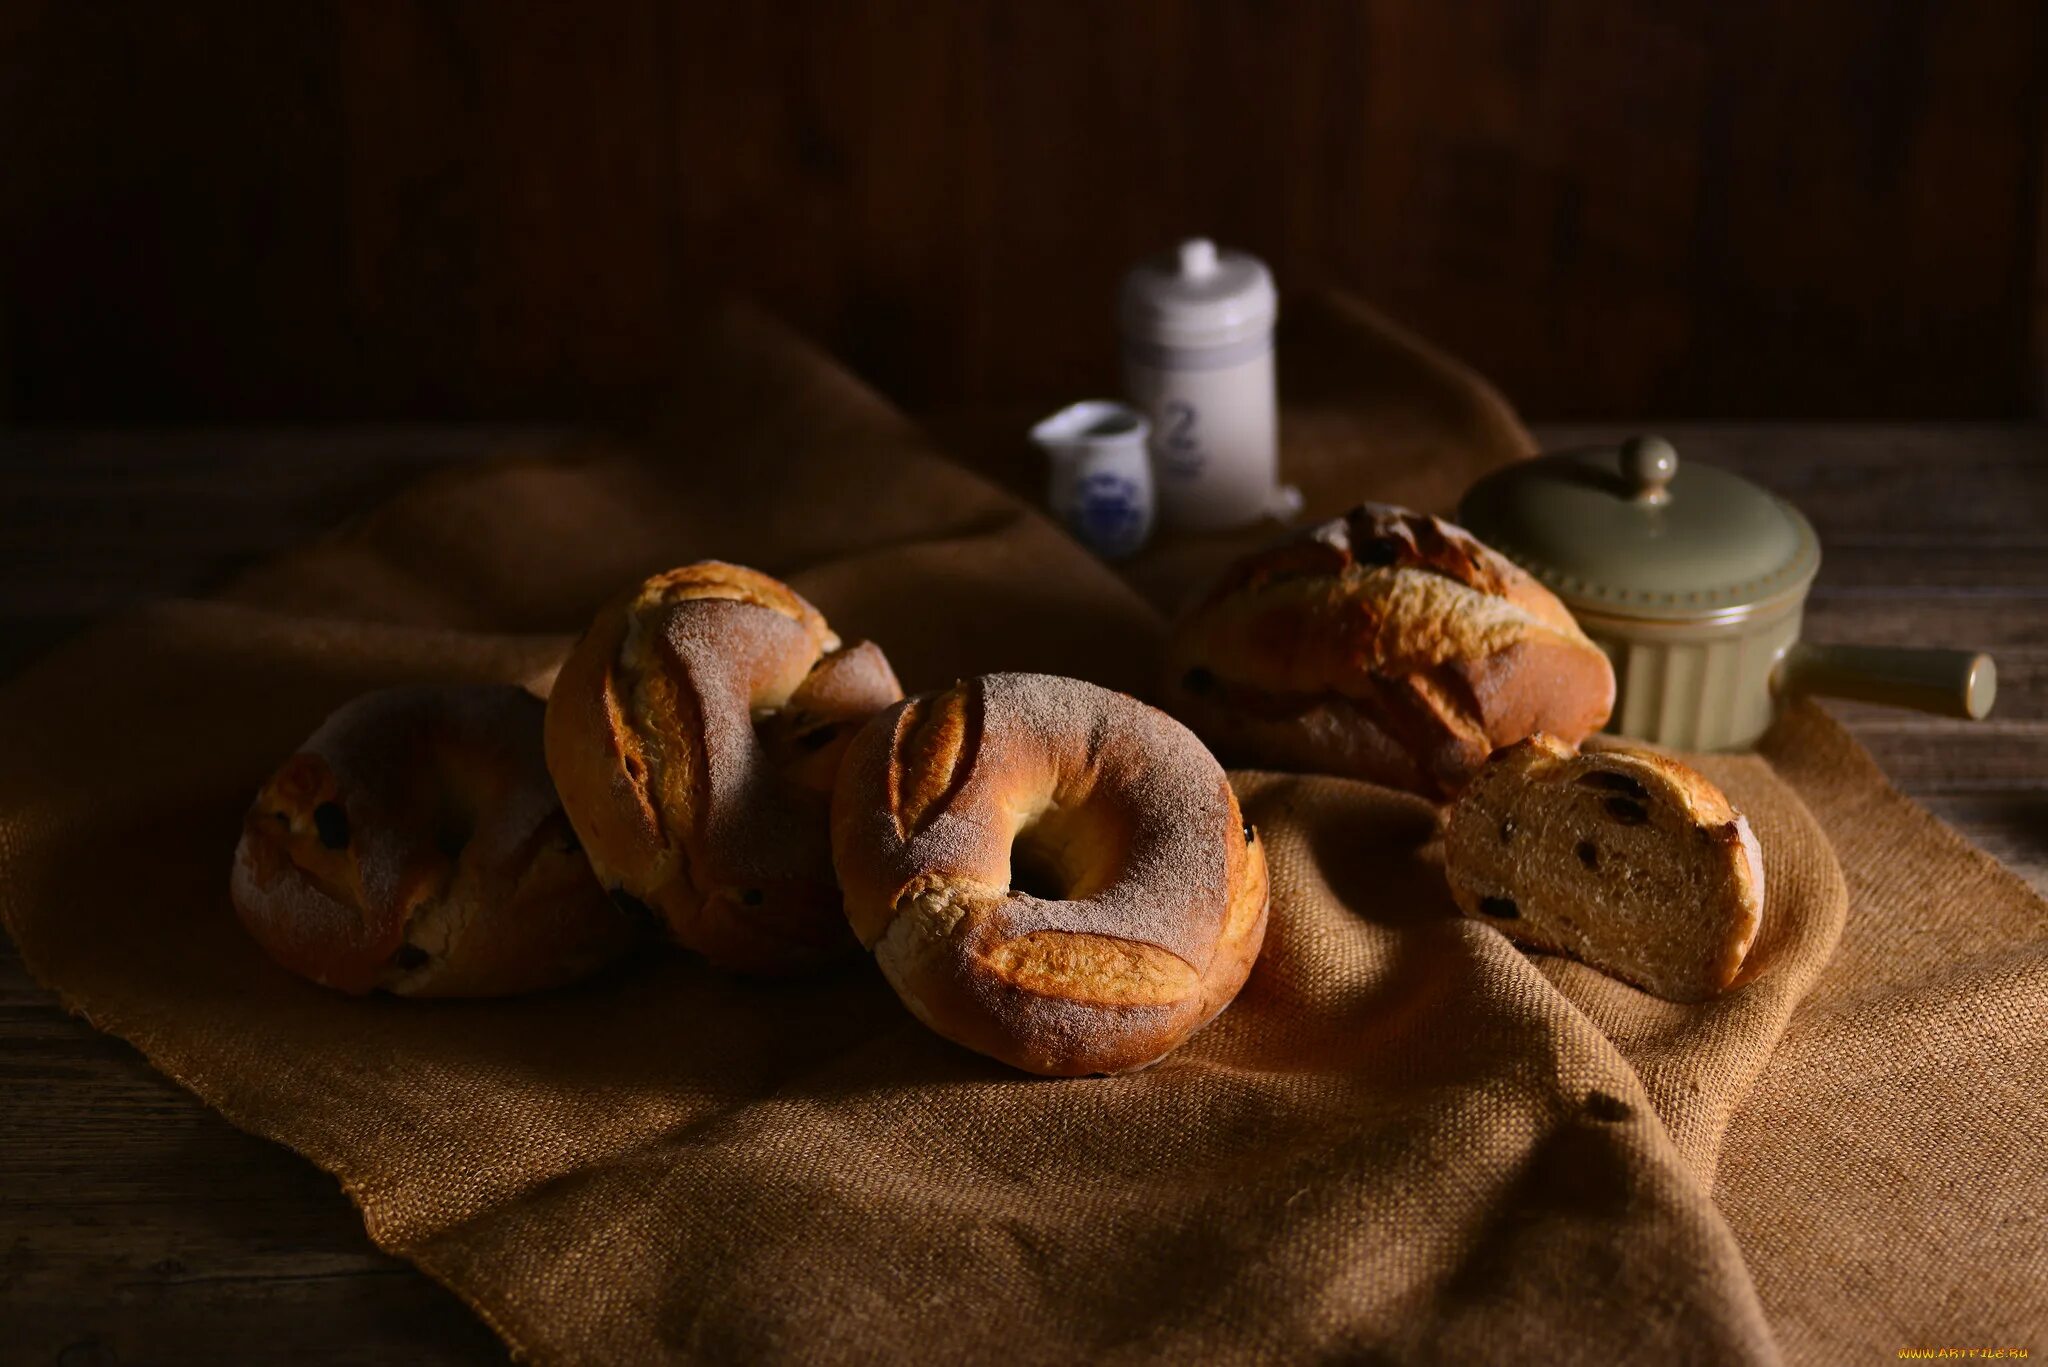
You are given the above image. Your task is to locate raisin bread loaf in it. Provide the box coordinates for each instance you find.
[1163,503,1614,799]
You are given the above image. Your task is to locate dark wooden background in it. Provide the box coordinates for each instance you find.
[5,0,2046,424]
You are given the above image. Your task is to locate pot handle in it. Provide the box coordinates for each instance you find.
[1775,642,1997,720]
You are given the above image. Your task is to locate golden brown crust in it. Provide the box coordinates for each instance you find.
[832,673,1270,1076]
[1164,503,1615,799]
[545,562,902,973]
[229,685,634,997]
[1442,734,1766,1002]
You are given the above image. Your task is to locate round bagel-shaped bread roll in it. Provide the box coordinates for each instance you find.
[832,673,1270,1076]
[1163,502,1615,800]
[545,561,903,973]
[231,685,634,996]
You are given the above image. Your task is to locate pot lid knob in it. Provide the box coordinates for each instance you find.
[1620,434,1678,505]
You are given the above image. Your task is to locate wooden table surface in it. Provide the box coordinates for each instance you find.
[2,423,2043,1363]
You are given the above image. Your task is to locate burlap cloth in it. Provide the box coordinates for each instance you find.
[2,298,2042,1364]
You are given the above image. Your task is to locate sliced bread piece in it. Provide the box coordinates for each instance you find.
[1443,734,1766,1002]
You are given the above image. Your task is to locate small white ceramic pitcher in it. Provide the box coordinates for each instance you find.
[1030,400,1155,560]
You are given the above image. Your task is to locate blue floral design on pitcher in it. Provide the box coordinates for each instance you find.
[1072,472,1148,559]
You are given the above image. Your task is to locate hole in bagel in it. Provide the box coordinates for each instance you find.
[1008,807,1091,903]
[1009,838,1069,902]
[1006,804,1122,904]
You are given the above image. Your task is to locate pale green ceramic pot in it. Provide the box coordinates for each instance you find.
[1457,436,1997,751]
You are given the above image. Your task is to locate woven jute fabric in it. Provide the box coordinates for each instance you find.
[2,299,2041,1364]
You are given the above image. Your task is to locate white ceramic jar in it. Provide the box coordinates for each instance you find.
[1119,239,1299,531]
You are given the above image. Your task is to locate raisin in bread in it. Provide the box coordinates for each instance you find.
[1442,734,1765,1002]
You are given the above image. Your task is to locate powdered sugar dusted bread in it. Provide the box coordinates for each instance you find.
[545,562,903,974]
[1163,503,1614,799]
[1443,734,1766,1002]
[831,673,1269,1076]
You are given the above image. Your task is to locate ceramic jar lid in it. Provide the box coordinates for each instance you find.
[1456,435,1822,623]
[1118,238,1278,350]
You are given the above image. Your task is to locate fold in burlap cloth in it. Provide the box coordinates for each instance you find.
[2,299,2041,1364]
